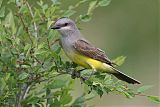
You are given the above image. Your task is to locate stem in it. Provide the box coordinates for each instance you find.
[26,1,38,39]
[16,5,33,44]
[47,38,51,49]
[50,39,60,46]
[16,83,32,107]
[33,56,44,68]
[135,93,147,97]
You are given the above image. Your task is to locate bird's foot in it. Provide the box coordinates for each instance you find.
[71,70,80,79]
[80,70,96,83]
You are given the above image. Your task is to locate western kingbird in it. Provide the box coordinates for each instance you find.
[51,18,140,84]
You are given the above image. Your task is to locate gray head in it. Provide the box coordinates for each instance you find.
[50,18,79,36]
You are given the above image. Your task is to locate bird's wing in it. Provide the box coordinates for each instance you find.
[73,39,114,66]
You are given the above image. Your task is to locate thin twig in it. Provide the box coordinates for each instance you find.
[134,93,147,97]
[32,56,44,67]
[26,1,38,38]
[16,83,32,107]
[50,39,60,46]
[15,5,33,44]
[21,83,32,100]
[23,85,31,99]
[47,38,51,49]
[39,73,66,83]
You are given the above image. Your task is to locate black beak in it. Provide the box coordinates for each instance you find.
[50,25,61,29]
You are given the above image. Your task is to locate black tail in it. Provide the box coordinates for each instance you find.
[112,68,141,84]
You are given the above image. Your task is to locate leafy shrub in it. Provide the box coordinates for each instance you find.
[0,0,159,107]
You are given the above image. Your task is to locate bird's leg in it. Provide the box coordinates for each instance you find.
[81,68,96,82]
[81,63,97,81]
[77,68,87,72]
[69,68,88,84]
[90,68,97,77]
[76,68,87,83]
[70,68,86,80]
[71,70,80,79]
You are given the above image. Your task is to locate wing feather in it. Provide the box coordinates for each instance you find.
[73,39,114,66]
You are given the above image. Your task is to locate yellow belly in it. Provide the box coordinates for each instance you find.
[70,53,110,71]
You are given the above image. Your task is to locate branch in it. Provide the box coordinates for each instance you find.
[15,4,33,44]
[16,83,32,107]
[34,67,86,84]
[26,0,38,38]
[32,56,44,68]
[135,93,147,97]
[50,39,60,46]
[47,38,51,49]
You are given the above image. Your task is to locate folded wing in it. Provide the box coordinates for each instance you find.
[73,39,114,66]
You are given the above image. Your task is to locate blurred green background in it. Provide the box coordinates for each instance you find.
[63,0,159,107]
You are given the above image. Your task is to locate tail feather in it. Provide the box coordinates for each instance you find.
[112,68,141,84]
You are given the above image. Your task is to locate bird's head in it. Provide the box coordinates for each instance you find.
[50,18,78,36]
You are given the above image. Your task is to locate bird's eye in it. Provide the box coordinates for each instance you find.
[64,23,68,26]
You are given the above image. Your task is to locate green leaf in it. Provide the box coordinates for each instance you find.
[25,95,41,105]
[79,14,91,22]
[19,5,28,14]
[92,84,104,97]
[60,90,72,104]
[7,0,15,4]
[18,72,29,80]
[52,45,61,54]
[84,93,96,101]
[4,10,16,34]
[137,85,153,93]
[87,0,97,15]
[4,73,11,81]
[0,0,3,7]
[98,0,111,7]
[147,96,160,103]
[63,9,76,17]
[104,87,111,93]
[42,4,48,12]
[80,0,88,3]
[47,18,53,29]
[50,51,59,59]
[47,79,67,89]
[0,78,6,91]
[112,56,126,66]
[16,25,23,36]
[72,95,84,104]
[72,93,95,106]
[0,6,5,18]
[123,92,133,99]
[51,0,60,4]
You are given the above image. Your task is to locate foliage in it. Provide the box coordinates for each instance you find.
[0,0,159,107]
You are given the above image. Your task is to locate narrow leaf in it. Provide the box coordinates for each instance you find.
[87,0,97,15]
[137,85,153,93]
[4,10,16,34]
[80,0,88,3]
[0,0,3,7]
[112,56,126,66]
[79,14,91,22]
[0,6,5,18]
[98,0,111,7]
[47,79,66,89]
[147,96,160,103]
[84,93,96,101]
[60,91,72,104]
[63,9,76,17]
[18,72,29,80]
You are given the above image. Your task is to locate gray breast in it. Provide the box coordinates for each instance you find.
[60,37,76,58]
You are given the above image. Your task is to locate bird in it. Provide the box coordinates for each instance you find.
[50,17,141,84]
